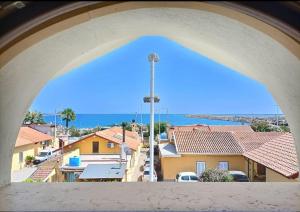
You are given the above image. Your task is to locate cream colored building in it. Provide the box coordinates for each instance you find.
[12,126,53,172]
[159,125,299,182]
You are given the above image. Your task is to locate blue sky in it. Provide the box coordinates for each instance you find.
[30,36,281,114]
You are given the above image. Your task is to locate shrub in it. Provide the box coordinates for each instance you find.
[143,143,150,148]
[25,155,34,162]
[23,178,43,183]
[199,169,233,182]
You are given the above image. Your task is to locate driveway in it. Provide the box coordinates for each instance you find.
[127,147,148,182]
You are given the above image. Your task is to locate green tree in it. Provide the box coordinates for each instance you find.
[23,111,45,124]
[69,126,80,137]
[280,125,290,132]
[144,122,167,137]
[60,108,76,129]
[93,126,102,132]
[251,121,273,132]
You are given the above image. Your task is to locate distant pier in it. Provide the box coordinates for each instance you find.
[185,114,287,125]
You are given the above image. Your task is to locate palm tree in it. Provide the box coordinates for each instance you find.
[60,108,76,129]
[23,111,45,124]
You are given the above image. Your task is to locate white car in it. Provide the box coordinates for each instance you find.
[33,149,54,165]
[142,167,157,182]
[175,172,199,182]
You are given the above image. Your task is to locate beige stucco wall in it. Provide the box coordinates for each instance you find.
[161,154,245,180]
[11,143,40,172]
[62,148,80,165]
[64,135,121,155]
[266,168,299,182]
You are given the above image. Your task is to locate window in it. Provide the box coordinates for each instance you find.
[107,142,115,148]
[181,176,189,181]
[190,175,199,181]
[92,142,99,153]
[218,161,229,171]
[19,152,23,163]
[196,161,206,176]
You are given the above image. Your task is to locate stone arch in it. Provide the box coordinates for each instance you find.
[0,2,299,186]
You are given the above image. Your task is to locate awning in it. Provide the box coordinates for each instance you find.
[158,143,181,158]
[79,163,126,179]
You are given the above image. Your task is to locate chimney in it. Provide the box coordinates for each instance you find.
[120,122,126,165]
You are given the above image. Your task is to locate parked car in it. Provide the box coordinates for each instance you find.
[229,171,250,182]
[33,149,54,165]
[175,172,199,182]
[142,167,157,182]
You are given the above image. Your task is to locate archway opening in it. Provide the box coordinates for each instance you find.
[0,2,299,210]
[11,35,296,184]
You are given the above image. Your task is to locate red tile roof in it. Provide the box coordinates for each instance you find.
[209,125,254,132]
[174,131,243,154]
[243,133,298,178]
[168,125,253,139]
[169,125,211,132]
[232,132,283,152]
[170,126,298,178]
[96,127,141,151]
[15,126,53,148]
[30,166,54,181]
[64,127,141,151]
[168,125,210,140]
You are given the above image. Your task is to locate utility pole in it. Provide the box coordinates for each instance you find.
[147,53,159,182]
[158,108,161,141]
[140,104,144,144]
[54,109,57,145]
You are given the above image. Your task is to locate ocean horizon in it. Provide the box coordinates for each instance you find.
[40,113,281,129]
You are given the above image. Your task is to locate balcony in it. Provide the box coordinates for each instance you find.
[0,182,299,211]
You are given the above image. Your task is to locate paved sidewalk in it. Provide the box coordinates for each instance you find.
[127,147,148,182]
[11,167,37,182]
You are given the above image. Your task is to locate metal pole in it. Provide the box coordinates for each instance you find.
[54,109,57,144]
[140,104,144,143]
[158,108,161,141]
[148,53,159,182]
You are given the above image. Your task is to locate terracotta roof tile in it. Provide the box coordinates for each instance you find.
[209,125,254,132]
[243,133,299,178]
[30,166,54,181]
[15,127,53,147]
[96,127,141,151]
[232,132,283,152]
[168,125,210,139]
[63,127,141,151]
[174,131,243,154]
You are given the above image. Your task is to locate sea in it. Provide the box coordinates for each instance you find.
[43,114,255,129]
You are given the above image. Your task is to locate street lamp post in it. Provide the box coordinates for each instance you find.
[145,53,159,182]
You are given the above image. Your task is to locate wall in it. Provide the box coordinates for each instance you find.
[11,143,39,172]
[161,154,245,180]
[62,148,80,165]
[64,135,121,155]
[246,159,258,181]
[45,169,57,183]
[266,168,299,182]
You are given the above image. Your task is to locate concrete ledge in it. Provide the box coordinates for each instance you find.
[0,183,299,211]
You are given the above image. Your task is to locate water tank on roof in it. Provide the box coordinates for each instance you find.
[69,156,81,166]
[160,132,168,140]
